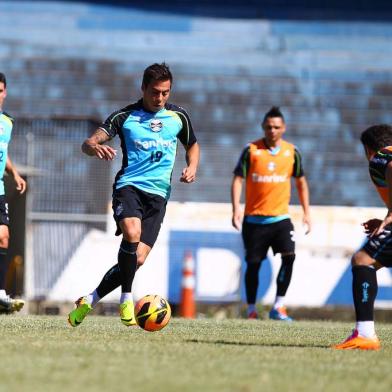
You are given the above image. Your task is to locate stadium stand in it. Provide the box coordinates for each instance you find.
[1,0,392,296]
[2,2,392,204]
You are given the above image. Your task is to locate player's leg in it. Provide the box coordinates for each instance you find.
[242,221,270,319]
[333,250,381,350]
[332,224,392,350]
[117,216,141,326]
[93,264,121,304]
[69,265,121,327]
[116,187,167,326]
[69,218,140,327]
[68,243,152,327]
[135,242,152,268]
[89,242,152,302]
[69,186,141,327]
[352,252,380,338]
[0,224,10,311]
[116,191,166,325]
[269,252,295,321]
[0,197,24,313]
[244,261,262,318]
[118,217,140,298]
[270,219,295,321]
[0,225,9,286]
[68,186,166,327]
[276,253,295,300]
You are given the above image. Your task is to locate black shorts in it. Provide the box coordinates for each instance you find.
[362,225,392,267]
[242,218,295,263]
[112,185,167,248]
[0,196,9,226]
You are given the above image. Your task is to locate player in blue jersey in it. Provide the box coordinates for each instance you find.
[68,63,200,327]
[0,72,27,313]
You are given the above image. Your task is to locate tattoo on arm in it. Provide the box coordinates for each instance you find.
[89,129,110,144]
[82,129,110,155]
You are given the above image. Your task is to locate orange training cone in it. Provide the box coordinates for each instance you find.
[179,251,196,318]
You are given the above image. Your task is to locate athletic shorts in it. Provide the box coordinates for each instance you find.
[0,195,9,226]
[362,224,392,267]
[112,185,167,247]
[242,218,295,263]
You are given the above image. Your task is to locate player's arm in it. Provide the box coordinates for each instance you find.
[175,106,199,183]
[180,142,200,183]
[231,146,249,231]
[231,175,243,231]
[295,176,311,234]
[293,147,311,234]
[373,161,392,236]
[81,128,117,161]
[5,156,26,194]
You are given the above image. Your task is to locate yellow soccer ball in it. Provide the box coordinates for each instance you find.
[135,294,171,332]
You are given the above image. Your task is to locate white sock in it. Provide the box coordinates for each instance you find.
[356,321,376,338]
[248,304,256,314]
[0,289,6,298]
[273,296,285,309]
[86,290,101,307]
[120,292,133,304]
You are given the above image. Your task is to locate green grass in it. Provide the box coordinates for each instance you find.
[1,316,392,392]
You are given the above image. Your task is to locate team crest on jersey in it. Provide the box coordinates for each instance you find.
[268,162,276,171]
[150,119,163,132]
[284,149,291,157]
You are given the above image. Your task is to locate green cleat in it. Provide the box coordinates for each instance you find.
[119,300,137,326]
[68,297,92,327]
[0,295,25,314]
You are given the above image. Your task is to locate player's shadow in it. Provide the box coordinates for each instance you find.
[185,338,329,349]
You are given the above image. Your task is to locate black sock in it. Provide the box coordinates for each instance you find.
[0,247,8,291]
[276,254,295,297]
[96,264,121,299]
[117,240,138,293]
[245,262,262,304]
[352,265,378,321]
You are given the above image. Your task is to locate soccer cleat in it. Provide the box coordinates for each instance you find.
[247,311,259,320]
[333,329,381,350]
[0,295,25,313]
[68,297,92,327]
[269,306,293,322]
[119,300,137,326]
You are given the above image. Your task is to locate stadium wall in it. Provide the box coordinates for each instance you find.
[46,203,392,309]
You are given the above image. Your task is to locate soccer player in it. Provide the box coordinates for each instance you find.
[333,124,392,350]
[68,63,199,327]
[0,72,27,313]
[231,107,311,321]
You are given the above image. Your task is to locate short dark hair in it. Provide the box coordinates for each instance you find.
[0,72,6,88]
[263,106,285,124]
[142,63,172,88]
[360,124,392,152]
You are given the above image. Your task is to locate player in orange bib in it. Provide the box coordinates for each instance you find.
[333,124,392,350]
[231,107,311,321]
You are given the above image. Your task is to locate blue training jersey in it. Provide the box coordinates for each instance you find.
[0,112,13,196]
[100,99,197,199]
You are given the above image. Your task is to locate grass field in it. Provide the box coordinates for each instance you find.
[1,315,391,392]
